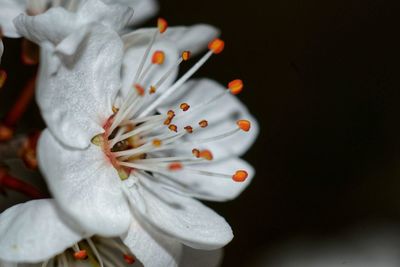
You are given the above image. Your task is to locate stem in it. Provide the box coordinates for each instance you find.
[0,167,44,199]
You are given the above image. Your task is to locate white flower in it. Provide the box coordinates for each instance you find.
[14,0,258,255]
[0,199,223,266]
[0,0,158,38]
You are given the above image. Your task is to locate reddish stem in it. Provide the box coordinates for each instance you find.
[0,169,44,199]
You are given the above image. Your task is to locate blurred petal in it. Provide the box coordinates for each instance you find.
[0,0,25,38]
[125,178,233,250]
[38,130,131,237]
[122,215,182,267]
[0,199,82,263]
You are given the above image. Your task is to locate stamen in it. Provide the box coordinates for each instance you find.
[152,138,162,147]
[184,125,193,133]
[180,103,190,111]
[208,38,225,54]
[157,17,168,33]
[168,162,183,171]
[73,250,88,260]
[149,50,191,95]
[123,254,136,264]
[192,149,200,157]
[237,119,251,132]
[232,170,248,182]
[182,50,191,61]
[199,120,208,128]
[139,39,225,118]
[228,79,244,95]
[152,50,165,65]
[168,124,178,132]
[86,238,104,267]
[199,150,213,160]
[134,84,145,96]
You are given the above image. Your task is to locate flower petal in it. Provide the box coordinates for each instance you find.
[124,178,233,250]
[154,158,254,202]
[0,0,25,38]
[115,0,159,26]
[77,0,134,32]
[0,199,82,263]
[15,9,124,148]
[158,78,259,158]
[180,247,223,267]
[0,40,3,63]
[38,130,131,236]
[122,214,182,267]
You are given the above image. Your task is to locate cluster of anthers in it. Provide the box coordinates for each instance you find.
[41,237,135,267]
[91,18,251,186]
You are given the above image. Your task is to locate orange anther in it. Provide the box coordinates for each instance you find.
[232,170,248,182]
[237,120,251,132]
[149,86,157,94]
[228,79,243,95]
[168,162,183,171]
[180,103,190,111]
[184,126,193,133]
[123,254,136,264]
[0,124,13,141]
[134,84,145,96]
[182,51,191,61]
[74,250,88,260]
[199,120,208,128]
[152,139,162,147]
[158,18,168,33]
[192,148,200,158]
[208,38,225,54]
[112,106,119,113]
[0,69,7,89]
[163,118,172,125]
[152,50,165,65]
[167,110,175,118]
[168,124,177,132]
[199,150,213,161]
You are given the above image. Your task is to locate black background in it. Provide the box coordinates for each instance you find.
[2,0,400,266]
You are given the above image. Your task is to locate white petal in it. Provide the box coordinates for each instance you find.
[15,9,124,148]
[0,0,25,38]
[13,8,79,45]
[154,158,254,202]
[78,0,134,32]
[180,247,223,267]
[158,78,259,158]
[114,0,158,26]
[38,130,131,236]
[0,199,82,263]
[125,178,233,250]
[122,215,182,267]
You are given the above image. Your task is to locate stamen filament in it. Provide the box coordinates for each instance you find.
[139,50,214,117]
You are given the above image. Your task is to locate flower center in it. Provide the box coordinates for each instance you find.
[91,18,251,184]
